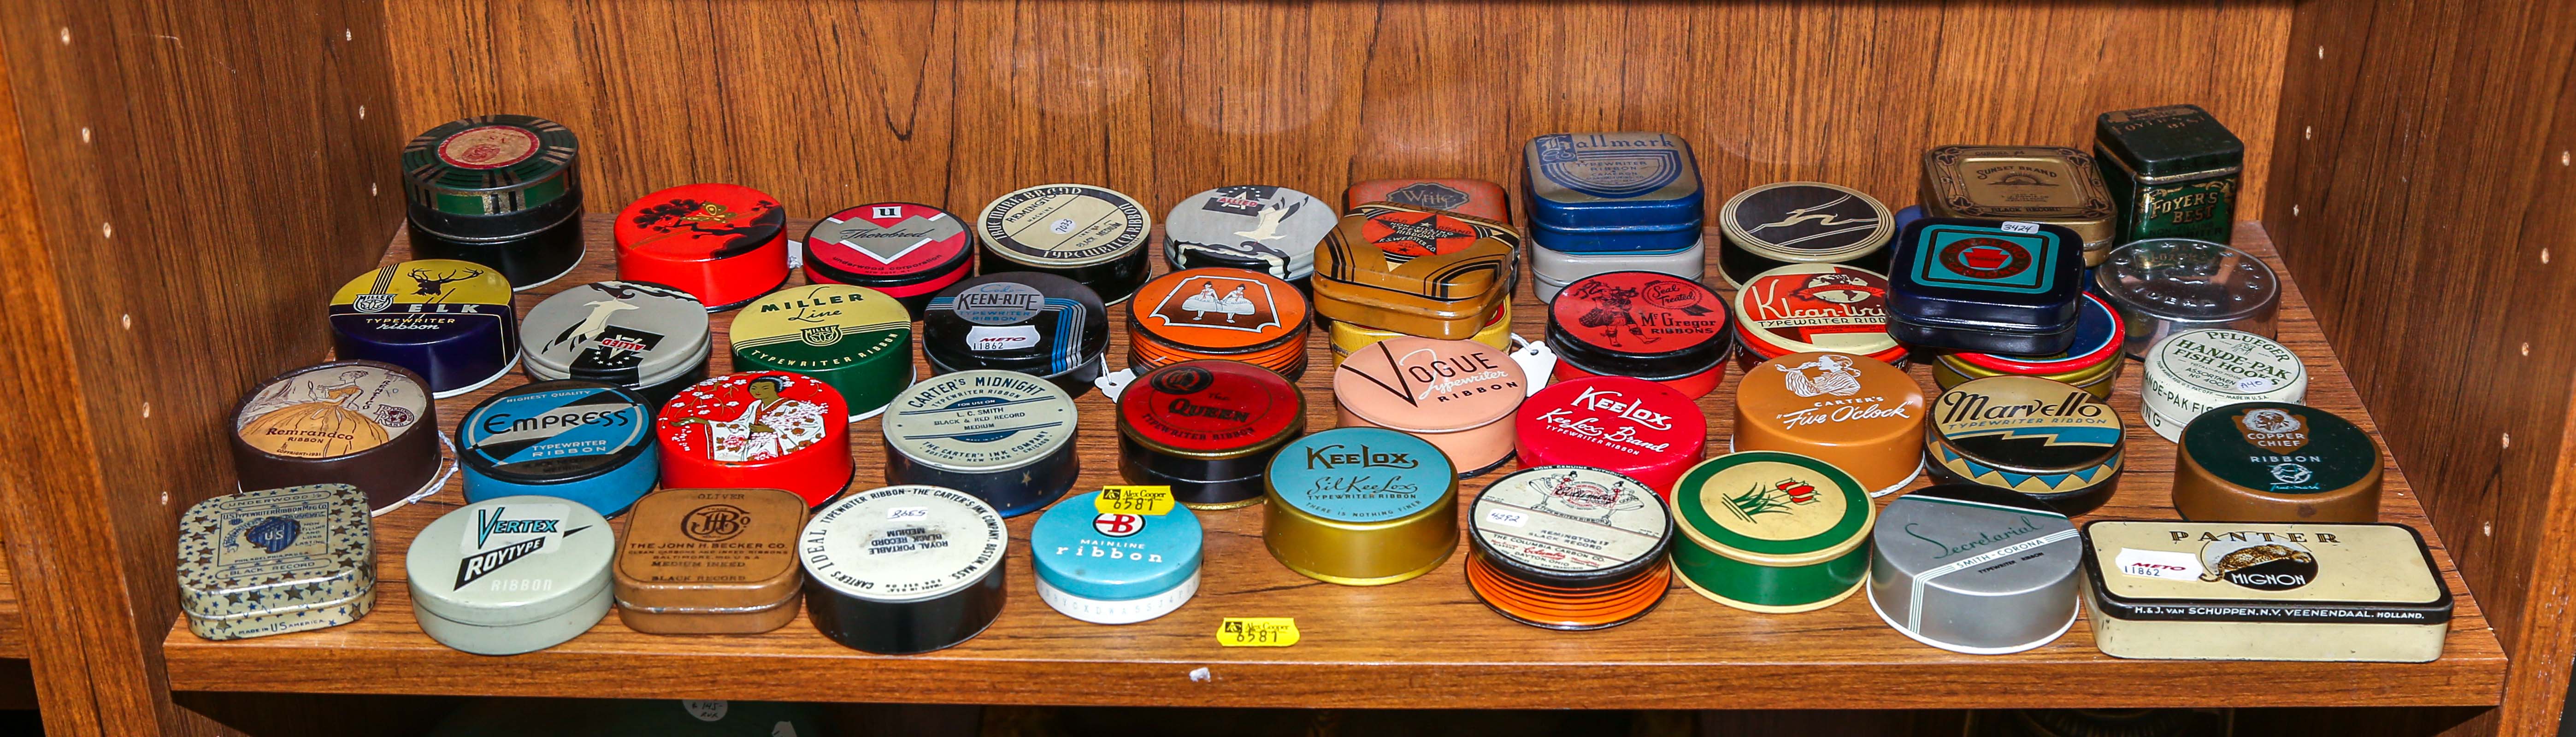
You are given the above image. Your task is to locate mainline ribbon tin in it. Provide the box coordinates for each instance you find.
[1466,467,1674,630]
[1031,491,1204,624]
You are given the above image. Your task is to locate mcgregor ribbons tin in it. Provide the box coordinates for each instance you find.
[1263,427,1461,585]
[1924,376,2126,515]
[1332,336,1528,477]
[2175,403,2383,523]
[1733,352,1927,496]
[229,361,442,513]
[882,370,1080,517]
[1730,263,1906,366]
[1118,361,1305,509]
[458,380,660,516]
[330,259,521,398]
[1164,185,1335,286]
[407,496,616,655]
[1546,271,1733,398]
[1669,451,1876,614]
[614,183,792,311]
[613,487,807,635]
[731,285,914,421]
[800,202,976,313]
[1127,268,1313,379]
[178,483,375,640]
[923,273,1112,398]
[520,281,712,409]
[1466,467,1674,630]
[801,485,1009,654]
[977,184,1154,304]
[1513,376,1707,497]
[1717,182,1896,288]
[1032,491,1205,624]
[656,373,854,507]
[1868,484,2083,654]
[400,114,584,290]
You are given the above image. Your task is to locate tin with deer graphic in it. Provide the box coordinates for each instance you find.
[329,259,521,398]
[1668,451,1876,614]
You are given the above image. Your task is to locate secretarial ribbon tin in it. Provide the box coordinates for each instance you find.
[177,483,375,640]
[1263,427,1460,586]
[1669,451,1875,614]
[457,380,660,516]
[1466,467,1674,630]
[801,202,976,313]
[329,259,521,398]
[655,372,854,507]
[1868,484,2081,654]
[801,485,1008,654]
[731,284,914,421]
[1031,491,1205,624]
[613,183,793,311]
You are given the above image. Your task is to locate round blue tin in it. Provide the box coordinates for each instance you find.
[330,259,521,398]
[1031,491,1204,624]
[1262,427,1462,585]
[457,380,659,516]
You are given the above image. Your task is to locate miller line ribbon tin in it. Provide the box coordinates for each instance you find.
[228,360,442,513]
[2139,328,2307,441]
[1118,361,1305,509]
[731,284,915,421]
[1344,178,1511,222]
[800,202,976,314]
[1733,351,1926,497]
[882,369,1080,517]
[1918,145,2118,265]
[2094,104,2245,246]
[400,114,584,290]
[1309,203,1515,340]
[457,380,660,517]
[1924,376,2126,515]
[1668,450,1876,614]
[1546,270,1733,398]
[1730,263,1907,366]
[1887,217,2087,356]
[1867,484,2083,654]
[1717,181,1895,288]
[406,496,615,655]
[2082,521,2449,662]
[1332,336,1528,478]
[2175,402,2383,523]
[613,487,807,635]
[1163,185,1336,288]
[1263,427,1460,586]
[1931,292,2126,401]
[922,273,1111,398]
[1032,490,1205,624]
[177,483,374,640]
[1466,466,1674,630]
[613,183,792,311]
[520,281,712,409]
[656,372,854,508]
[800,485,1008,655]
[1521,131,1705,254]
[1513,376,1707,498]
[1127,268,1313,380]
[2094,238,2281,358]
[976,184,1154,305]
[330,259,521,398]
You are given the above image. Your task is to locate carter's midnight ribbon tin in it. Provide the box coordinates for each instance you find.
[801,485,1008,655]
[1924,376,2126,515]
[1466,467,1674,630]
[1716,182,1895,289]
[1118,361,1305,509]
[1164,185,1334,287]
[407,496,615,655]
[732,285,915,421]
[656,373,854,507]
[2175,403,2382,523]
[801,202,976,313]
[1522,132,1705,253]
[1263,427,1460,586]
[614,183,792,311]
[229,360,442,513]
[922,273,1110,398]
[882,370,1079,517]
[520,281,712,409]
[1868,484,2082,654]
[400,114,584,290]
[330,259,521,398]
[458,380,660,517]
[976,184,1154,304]
[1032,491,1204,625]
[178,483,375,640]
[1887,217,2087,355]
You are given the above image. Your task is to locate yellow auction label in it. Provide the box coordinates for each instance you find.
[1096,485,1176,515]
[1215,617,1300,647]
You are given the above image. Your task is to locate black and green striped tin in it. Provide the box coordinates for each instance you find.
[400,114,585,290]
[1669,450,1876,614]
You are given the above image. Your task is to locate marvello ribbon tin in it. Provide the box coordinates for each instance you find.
[229,360,441,513]
[1733,352,1927,497]
[614,183,792,311]
[1263,427,1460,585]
[2140,328,2308,442]
[1546,271,1733,398]
[520,281,711,409]
[1032,491,1205,624]
[406,496,615,655]
[1333,336,1528,478]
[976,184,1154,304]
[1513,376,1707,498]
[800,202,976,313]
[330,259,521,398]
[2175,402,2383,523]
[1730,263,1907,366]
[882,370,1080,517]
[1467,467,1674,630]
[177,483,374,640]
[923,273,1112,398]
[731,285,915,421]
[800,485,1008,655]
[1931,292,2126,401]
[613,487,807,635]
[1127,268,1313,380]
[656,372,854,508]
[400,114,584,291]
[1924,376,2126,515]
[1163,185,1336,287]
[1118,361,1305,509]
[1668,451,1876,613]
[458,380,660,517]
[1717,181,1896,289]
[1868,484,2083,655]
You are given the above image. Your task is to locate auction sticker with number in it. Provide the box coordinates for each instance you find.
[1096,485,1176,515]
[1216,617,1300,647]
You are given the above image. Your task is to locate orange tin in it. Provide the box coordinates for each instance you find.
[1733,352,1927,497]
[1344,178,1512,222]
[1310,204,1514,340]
[1127,268,1314,379]
[1332,336,1529,477]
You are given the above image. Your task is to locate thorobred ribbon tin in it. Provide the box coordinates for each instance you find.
[614,183,791,311]
[801,202,974,313]
[1546,271,1733,398]
[655,372,853,507]
[1731,263,1907,366]
[1513,376,1707,497]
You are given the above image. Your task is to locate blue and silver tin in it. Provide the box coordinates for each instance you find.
[1523,132,1705,254]
[1886,217,2087,355]
[1031,491,1204,624]
[458,380,660,516]
[177,483,376,640]
[881,370,1080,517]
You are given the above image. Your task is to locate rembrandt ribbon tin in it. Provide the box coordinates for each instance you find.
[1310,203,1515,340]
[458,380,660,516]
[614,183,792,311]
[1730,263,1906,366]
[1925,376,2126,515]
[656,373,854,507]
[800,202,976,313]
[1164,185,1335,287]
[1522,132,1704,253]
[406,496,615,655]
[613,487,807,635]
[2140,329,2307,441]
[177,483,375,640]
[800,485,1008,654]
[520,281,712,409]
[1032,491,1204,624]
[1513,376,1706,497]
[401,114,584,290]
[1546,271,1733,398]
[1263,427,1460,586]
[1717,182,1895,288]
[2095,104,2245,246]
[2082,521,2449,662]
[2094,238,2281,358]
[1669,451,1875,614]
[229,360,442,512]
[330,259,521,398]
[1127,268,1313,380]
[977,184,1154,304]
[1919,145,2118,265]
[1887,217,2087,355]
[2175,403,2382,523]
[1118,361,1305,509]
[922,273,1111,398]
[1733,352,1926,496]
[731,284,914,420]
[1868,484,2082,654]
[1344,178,1511,222]
[1931,293,2126,401]
[1466,467,1674,630]
[882,370,1079,517]
[1332,336,1527,477]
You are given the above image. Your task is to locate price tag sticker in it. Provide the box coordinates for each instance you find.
[1215,617,1300,647]
[1095,485,1175,516]
[1999,220,2043,234]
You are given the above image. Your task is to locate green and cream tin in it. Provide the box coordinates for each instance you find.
[177,484,376,640]
[2082,521,2450,662]
[1668,451,1876,613]
[731,284,915,420]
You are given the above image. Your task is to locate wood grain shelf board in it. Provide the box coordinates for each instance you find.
[160,219,2505,708]
[0,542,22,660]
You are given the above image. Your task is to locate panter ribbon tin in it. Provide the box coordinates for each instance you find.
[1546,271,1733,398]
[1466,467,1674,630]
[1669,451,1876,613]
[1919,146,2118,265]
[1263,427,1460,586]
[2094,238,2281,358]
[1513,376,1706,498]
[400,114,584,290]
[613,183,792,311]
[406,496,615,655]
[1868,484,2082,654]
[1924,376,2126,515]
[1309,203,1514,340]
[1032,491,1204,624]
[1332,336,1528,477]
[1344,178,1511,222]
[229,360,442,512]
[1522,132,1705,254]
[1528,238,1706,304]
[800,202,976,313]
[1931,293,2126,401]
[922,273,1111,398]
[177,483,374,640]
[2082,521,2449,662]
[881,370,1079,517]
[976,184,1154,304]
[1716,182,1896,289]
[1327,301,1512,364]
[613,487,807,635]
[1164,185,1335,287]
[656,372,853,507]
[731,284,915,421]
[801,485,1008,654]
[520,281,712,409]
[1730,263,1907,366]
[2175,403,2382,523]
[2095,104,2245,246]
[1127,268,1313,380]
[1886,217,2088,355]
[1118,361,1304,509]
[330,259,521,398]
[1734,352,1927,497]
[2139,329,2307,441]
[458,380,660,516]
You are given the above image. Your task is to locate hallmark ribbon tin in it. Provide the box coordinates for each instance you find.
[1887,217,2087,355]
[1467,467,1674,630]
[1127,268,1313,379]
[1522,132,1704,253]
[177,483,374,640]
[1163,185,1335,287]
[1733,352,1927,496]
[2094,238,2281,357]
[1717,182,1896,288]
[1327,301,1513,363]
[1332,336,1528,477]
[613,183,792,311]
[400,114,584,290]
[1344,178,1511,222]
[656,372,853,507]
[882,370,1079,517]
[2176,403,2383,523]
[732,284,914,421]
[922,273,1111,398]
[800,202,976,313]
[1868,484,2082,654]
[2140,329,2308,441]
[1919,146,2118,265]
[976,184,1154,304]
[1118,361,1304,509]
[1546,271,1733,398]
[1513,376,1707,498]
[1032,491,1204,624]
[1263,427,1460,585]
[229,360,442,513]
[1310,203,1515,340]
[1528,238,1707,303]
[1730,263,1907,366]
[520,281,711,409]
[330,259,520,398]
[1925,376,2126,515]
[458,380,660,516]
[2082,521,2449,662]
[2095,104,2245,246]
[406,496,615,655]
[1669,451,1876,613]
[1931,293,2126,401]
[613,487,807,635]
[801,485,1008,654]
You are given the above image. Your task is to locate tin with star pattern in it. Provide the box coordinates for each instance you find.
[177,483,376,640]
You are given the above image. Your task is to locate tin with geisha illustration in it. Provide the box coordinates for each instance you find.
[655,372,854,507]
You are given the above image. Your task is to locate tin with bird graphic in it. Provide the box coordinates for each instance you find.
[1164,185,1335,291]
[614,183,793,311]
[177,483,376,640]
[731,284,915,421]
[520,281,710,410]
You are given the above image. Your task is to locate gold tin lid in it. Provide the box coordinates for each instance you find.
[1262,427,1461,585]
[613,488,808,613]
[1919,145,2116,260]
[1670,451,1875,568]
[1311,203,1512,339]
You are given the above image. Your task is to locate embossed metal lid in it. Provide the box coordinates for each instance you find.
[2178,403,2382,518]
[2095,104,2246,179]
[802,202,974,285]
[1032,491,1204,601]
[1344,178,1511,222]
[1470,466,1674,587]
[800,485,1008,604]
[1127,269,1310,356]
[1918,146,2116,248]
[1332,336,1528,432]
[1719,182,1894,263]
[1163,185,1333,279]
[1729,263,1901,360]
[178,483,374,620]
[613,183,788,264]
[233,361,433,461]
[1928,376,2125,495]
[458,381,656,485]
[1118,361,1304,458]
[406,495,616,626]
[614,487,807,612]
[400,114,579,218]
[1267,427,1455,522]
[522,281,711,386]
[731,285,912,372]
[1889,217,2086,328]
[921,273,1110,376]
[2095,238,2280,322]
[882,369,1078,473]
[1670,451,1875,567]
[1523,132,1705,229]
[976,184,1152,268]
[1546,271,1731,379]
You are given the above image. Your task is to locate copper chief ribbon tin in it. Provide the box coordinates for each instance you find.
[1117,361,1306,509]
[1466,467,1674,630]
[1263,427,1461,586]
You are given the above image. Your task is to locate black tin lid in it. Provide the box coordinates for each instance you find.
[1888,217,2086,331]
[1718,181,1894,264]
[920,273,1110,376]
[455,380,656,486]
[2094,105,2246,180]
[400,115,580,222]
[1543,271,1731,380]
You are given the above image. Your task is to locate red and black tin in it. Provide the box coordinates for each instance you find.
[1544,271,1733,398]
[802,202,977,314]
[1116,361,1308,509]
[614,183,792,311]
[400,115,585,291]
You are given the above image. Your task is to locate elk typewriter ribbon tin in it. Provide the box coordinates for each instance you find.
[1466,467,1674,630]
[801,202,976,313]
[613,487,807,635]
[1868,484,2082,654]
[458,380,660,516]
[1263,427,1460,586]
[1546,271,1733,398]
[178,483,375,640]
[922,273,1111,398]
[406,496,615,655]
[519,281,711,409]
[229,360,442,512]
[330,259,521,398]
[1332,336,1528,477]
[1118,361,1305,509]
[614,183,792,311]
[976,184,1154,304]
[732,284,915,421]
[1164,185,1335,288]
[656,372,853,507]
[400,114,584,290]
[1669,451,1876,614]
[881,370,1080,517]
[801,485,1008,654]
[1031,491,1205,624]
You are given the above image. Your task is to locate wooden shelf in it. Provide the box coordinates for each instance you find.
[0,540,22,660]
[160,219,2504,709]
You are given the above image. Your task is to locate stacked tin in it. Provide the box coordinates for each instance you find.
[613,488,808,635]
[1464,467,1674,630]
[1523,133,1706,301]
[520,281,711,409]
[1163,186,1336,291]
[1716,182,1896,289]
[1919,146,2118,266]
[2095,104,2246,246]
[1127,269,1313,379]
[1930,293,2125,400]
[1545,271,1733,398]
[400,115,585,290]
[1312,202,1516,346]
[1887,217,2087,355]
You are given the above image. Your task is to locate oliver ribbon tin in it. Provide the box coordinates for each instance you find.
[1546,271,1733,398]
[613,487,807,635]
[406,496,615,655]
[1332,336,1528,478]
[1032,491,1205,625]
[1522,132,1705,252]
[1118,361,1304,509]
[2175,403,2382,523]
[1528,238,1706,304]
[400,114,584,290]
[1466,467,1674,630]
[1344,178,1511,222]
[1127,268,1313,380]
[922,273,1111,398]
[1919,146,2118,265]
[230,360,442,513]
[881,370,1080,517]
[800,202,976,313]
[1717,182,1896,288]
[1729,263,1907,366]
[1163,185,1335,285]
[1513,376,1707,498]
[520,281,712,409]
[976,184,1154,304]
[801,485,1008,654]
[178,483,375,640]
[1310,203,1515,340]
[2094,238,2280,358]
[2140,329,2307,442]
[330,259,521,398]
[1263,427,1460,586]
[1733,352,1926,497]
[1924,376,2126,515]
[2082,521,2448,662]
[1668,451,1875,613]
[1931,292,2126,401]
[614,183,792,311]
[656,372,853,507]
[731,284,915,421]
[1327,302,1513,364]
[1867,484,2082,654]
[2095,104,2245,246]
[458,380,660,516]
[1887,217,2087,355]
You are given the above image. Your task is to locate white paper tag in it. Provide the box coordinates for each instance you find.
[886,506,931,521]
[1482,508,1529,527]
[786,239,805,270]
[1998,221,2042,234]
[1095,368,1140,402]
[1506,334,1556,396]
[2114,548,2205,580]
[2235,376,2277,392]
[965,325,1042,351]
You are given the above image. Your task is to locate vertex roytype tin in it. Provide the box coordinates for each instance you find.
[977,184,1154,304]
[2095,104,2246,245]
[1522,132,1704,253]
[1669,451,1875,613]
[1328,301,1513,363]
[406,496,615,655]
[1528,238,1706,303]
[1514,376,1707,498]
[1310,203,1515,340]
[1127,268,1313,380]
[2140,329,2307,441]
[1717,182,1896,288]
[458,380,660,516]
[882,370,1079,517]
[1868,484,2082,654]
[2175,403,2382,523]
[2094,238,2281,357]
[732,284,915,421]
[1925,376,2126,515]
[1263,427,1460,585]
[1164,185,1335,287]
[1730,263,1907,366]
[1887,218,2087,355]
[1919,146,2118,265]
[229,360,442,513]
[1466,467,1674,630]
[520,281,711,409]
[922,273,1111,398]
[1931,293,2126,401]
[1546,271,1733,398]
[1733,352,1926,497]
[178,483,375,640]
[1333,336,1528,477]
[1344,178,1511,222]
[1118,361,1305,509]
[1032,491,1205,624]
[614,183,792,311]
[400,114,584,290]
[613,487,807,635]
[801,485,1008,654]
[656,372,853,507]
[801,202,976,313]
[330,259,520,398]
[2082,521,2449,662]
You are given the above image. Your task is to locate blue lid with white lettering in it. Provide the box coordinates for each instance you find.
[1030,491,1204,602]
[1523,132,1706,232]
[457,380,659,516]
[1266,428,1454,522]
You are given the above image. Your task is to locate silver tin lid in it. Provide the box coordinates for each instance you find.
[801,485,1008,603]
[178,484,375,619]
[405,495,615,627]
[1868,484,2081,654]
[2094,239,2280,349]
[1164,185,1332,279]
[520,281,712,387]
[1528,238,1705,285]
[882,369,1078,473]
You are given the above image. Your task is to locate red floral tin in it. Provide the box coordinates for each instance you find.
[615,183,792,311]
[1545,271,1733,398]
[655,372,853,507]
[1513,376,1708,497]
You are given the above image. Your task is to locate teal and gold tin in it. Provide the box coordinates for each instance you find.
[1669,451,1875,613]
[1262,427,1461,586]
[2094,105,2244,246]
[730,285,914,421]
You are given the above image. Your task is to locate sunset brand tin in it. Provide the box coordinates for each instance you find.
[1868,484,2082,654]
[732,285,914,420]
[800,202,975,313]
[1127,268,1313,380]
[1730,263,1907,366]
[1333,336,1528,477]
[406,496,615,655]
[1514,377,1706,497]
[1669,451,1876,613]
[922,273,1111,398]
[1032,491,1204,624]
[1310,203,1515,341]
[1327,301,1513,363]
[977,184,1154,304]
[2140,329,2307,441]
[177,483,374,640]
[1925,376,2126,515]
[1717,182,1896,288]
[1263,427,1460,585]
[1164,185,1335,287]
[1344,178,1512,222]
[2082,521,2449,662]
[2094,239,2280,357]
[520,281,711,409]
[1119,362,1305,509]
[656,372,853,507]
[882,370,1079,517]
[2095,104,2245,245]
[1467,467,1674,630]
[458,380,660,516]
[400,114,584,290]
[1528,238,1706,303]
[800,485,1008,654]
[1920,146,2119,265]
[330,259,520,398]
[2175,403,2382,523]
[613,487,807,635]
[614,183,792,311]
[1931,293,2126,401]
[229,361,442,512]
[1522,132,1704,253]
[1546,271,1733,398]
[1733,352,1926,496]
[1887,217,2087,355]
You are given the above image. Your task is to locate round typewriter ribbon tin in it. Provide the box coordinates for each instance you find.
[922,273,1112,398]
[1513,376,1707,497]
[178,483,375,640]
[731,284,915,421]
[613,487,807,635]
[1733,352,1927,496]
[406,496,615,655]
[2175,402,2383,523]
[2095,239,2281,357]
[1669,451,1875,613]
[1730,263,1907,366]
[1127,268,1314,379]
[1031,491,1205,624]
[229,360,442,512]
[800,485,1008,654]
[1332,336,1528,477]
[1163,185,1335,287]
[1924,376,2125,515]
[1867,484,2081,654]
[1467,467,1674,630]
[977,184,1155,304]
[330,259,521,398]
[458,380,660,516]
[1118,361,1305,509]
[801,202,975,313]
[655,373,853,507]
[881,370,1080,517]
[1263,428,1460,585]
[1930,293,2125,401]
[1546,271,1733,398]
[614,183,792,311]
[1717,181,1895,288]
[520,281,711,409]
[400,114,585,290]
[2140,329,2308,441]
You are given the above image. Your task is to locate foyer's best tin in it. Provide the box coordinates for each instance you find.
[1263,427,1460,585]
[800,202,976,313]
[1031,491,1205,624]
[1118,361,1305,509]
[1669,451,1876,614]
[177,483,375,640]
[229,360,442,512]
[520,281,711,409]
[922,273,1112,398]
[882,370,1080,517]
[1867,484,2082,654]
[400,114,584,290]
[2095,104,2246,245]
[614,183,793,311]
[656,373,854,507]
[457,380,660,516]
[976,184,1154,304]
[1924,376,2126,515]
[731,285,914,421]
[406,496,615,655]
[329,259,520,398]
[1163,185,1335,286]
[613,488,807,635]
[801,485,1008,654]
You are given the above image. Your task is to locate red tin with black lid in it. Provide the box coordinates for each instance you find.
[1117,361,1307,509]
[615,184,792,311]
[1545,271,1733,398]
[655,371,854,507]
[801,202,976,314]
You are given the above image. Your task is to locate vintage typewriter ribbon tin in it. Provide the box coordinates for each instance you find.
[976,184,1154,304]
[229,360,442,512]
[520,281,711,409]
[1668,451,1876,614]
[800,485,1008,654]
[1512,376,1707,497]
[1118,361,1305,509]
[329,259,521,398]
[801,202,976,313]
[400,114,585,290]
[656,372,853,507]
[1466,466,1674,630]
[732,284,915,421]
[882,370,1080,517]
[178,483,375,640]
[1032,491,1205,624]
[922,273,1112,398]
[614,183,792,311]
[406,496,615,655]
[613,487,807,635]
[1867,484,2082,654]
[1263,427,1460,586]
[1332,336,1528,477]
[458,380,660,516]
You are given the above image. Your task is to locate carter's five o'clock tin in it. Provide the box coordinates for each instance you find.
[330,259,521,398]
[1032,491,1204,624]
[178,483,375,640]
[407,496,615,655]
[1868,484,2082,655]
